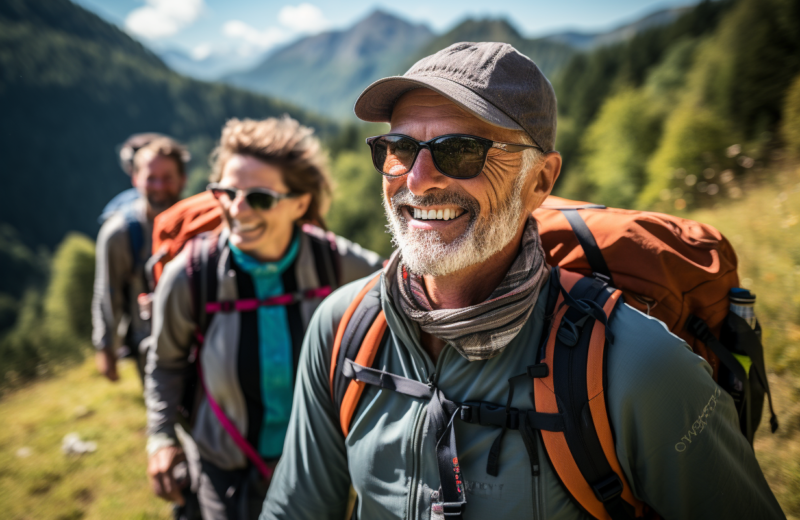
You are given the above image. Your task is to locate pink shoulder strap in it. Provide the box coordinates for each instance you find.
[195,357,274,480]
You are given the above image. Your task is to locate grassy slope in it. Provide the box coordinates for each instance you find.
[0,358,171,520]
[0,167,799,518]
[690,162,800,517]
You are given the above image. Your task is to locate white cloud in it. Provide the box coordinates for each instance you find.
[222,20,290,50]
[125,0,205,40]
[220,4,330,57]
[278,3,330,34]
[191,43,212,61]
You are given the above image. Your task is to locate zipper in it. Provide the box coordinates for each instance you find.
[406,404,426,519]
[406,345,450,519]
[528,375,543,520]
[532,435,543,520]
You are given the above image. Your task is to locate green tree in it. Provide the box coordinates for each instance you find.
[43,232,96,343]
[575,89,665,208]
[0,290,46,383]
[557,38,697,206]
[782,73,800,156]
[326,151,392,258]
[0,233,96,388]
[641,103,733,211]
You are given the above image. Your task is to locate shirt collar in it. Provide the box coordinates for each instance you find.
[228,229,300,278]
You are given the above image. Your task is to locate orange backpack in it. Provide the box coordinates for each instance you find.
[328,196,778,520]
[148,191,222,287]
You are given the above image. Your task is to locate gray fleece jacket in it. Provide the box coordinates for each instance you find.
[144,230,383,470]
[260,272,784,520]
[91,198,152,353]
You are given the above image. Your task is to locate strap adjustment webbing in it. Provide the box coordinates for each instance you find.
[592,473,624,502]
[342,359,434,400]
[344,359,566,519]
[206,286,332,314]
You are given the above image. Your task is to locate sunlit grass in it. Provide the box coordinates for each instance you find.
[0,357,171,520]
[688,162,800,518]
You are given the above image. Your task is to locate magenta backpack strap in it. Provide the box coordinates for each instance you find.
[196,356,274,480]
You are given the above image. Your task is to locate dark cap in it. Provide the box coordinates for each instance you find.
[354,41,557,151]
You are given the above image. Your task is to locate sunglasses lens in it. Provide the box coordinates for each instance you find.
[372,136,417,176]
[246,192,276,210]
[210,187,235,201]
[431,136,487,178]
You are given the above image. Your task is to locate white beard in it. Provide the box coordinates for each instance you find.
[383,172,529,277]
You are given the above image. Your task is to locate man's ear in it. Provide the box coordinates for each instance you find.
[525,152,562,212]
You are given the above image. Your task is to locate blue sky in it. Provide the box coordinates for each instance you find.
[75,0,696,60]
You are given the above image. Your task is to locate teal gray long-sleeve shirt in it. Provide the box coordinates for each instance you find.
[261,274,784,520]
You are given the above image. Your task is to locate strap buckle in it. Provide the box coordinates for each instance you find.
[592,272,611,284]
[460,401,520,430]
[440,501,466,517]
[527,363,549,378]
[218,300,234,313]
[592,473,623,502]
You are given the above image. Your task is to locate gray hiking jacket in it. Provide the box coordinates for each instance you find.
[91,198,152,353]
[144,230,383,470]
[260,273,785,520]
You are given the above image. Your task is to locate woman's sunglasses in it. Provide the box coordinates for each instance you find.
[365,133,543,180]
[207,183,299,211]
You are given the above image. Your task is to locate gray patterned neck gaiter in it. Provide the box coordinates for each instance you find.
[385,217,550,361]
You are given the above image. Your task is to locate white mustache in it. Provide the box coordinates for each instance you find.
[391,186,479,219]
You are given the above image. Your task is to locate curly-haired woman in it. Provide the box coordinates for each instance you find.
[144,117,382,519]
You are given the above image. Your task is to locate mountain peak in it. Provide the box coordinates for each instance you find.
[353,8,431,32]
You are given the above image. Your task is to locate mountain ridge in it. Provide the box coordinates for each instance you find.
[218,6,689,120]
[224,9,434,119]
[543,6,693,49]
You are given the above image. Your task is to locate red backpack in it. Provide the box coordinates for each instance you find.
[328,196,778,520]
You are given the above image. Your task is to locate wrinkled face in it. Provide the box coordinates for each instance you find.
[132,153,185,215]
[383,89,537,277]
[217,154,310,259]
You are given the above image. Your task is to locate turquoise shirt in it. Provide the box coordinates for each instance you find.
[229,235,300,459]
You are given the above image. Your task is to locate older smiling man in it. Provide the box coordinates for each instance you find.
[260,43,783,520]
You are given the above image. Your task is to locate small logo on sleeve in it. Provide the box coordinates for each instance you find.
[675,387,721,452]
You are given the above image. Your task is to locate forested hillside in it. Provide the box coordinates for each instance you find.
[552,0,800,211]
[0,0,334,254]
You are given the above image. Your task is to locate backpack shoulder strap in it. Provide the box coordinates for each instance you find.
[329,273,387,436]
[306,227,341,291]
[186,231,222,338]
[535,268,646,520]
[124,209,145,270]
[559,208,613,283]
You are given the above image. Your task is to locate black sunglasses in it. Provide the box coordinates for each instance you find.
[207,183,299,211]
[365,133,543,180]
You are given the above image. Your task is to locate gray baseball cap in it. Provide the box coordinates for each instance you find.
[354,41,557,152]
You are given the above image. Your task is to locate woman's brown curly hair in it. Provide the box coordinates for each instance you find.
[210,116,332,228]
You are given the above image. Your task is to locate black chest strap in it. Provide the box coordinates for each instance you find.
[344,358,564,519]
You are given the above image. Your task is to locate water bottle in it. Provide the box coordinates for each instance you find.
[729,287,758,332]
[724,288,758,408]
